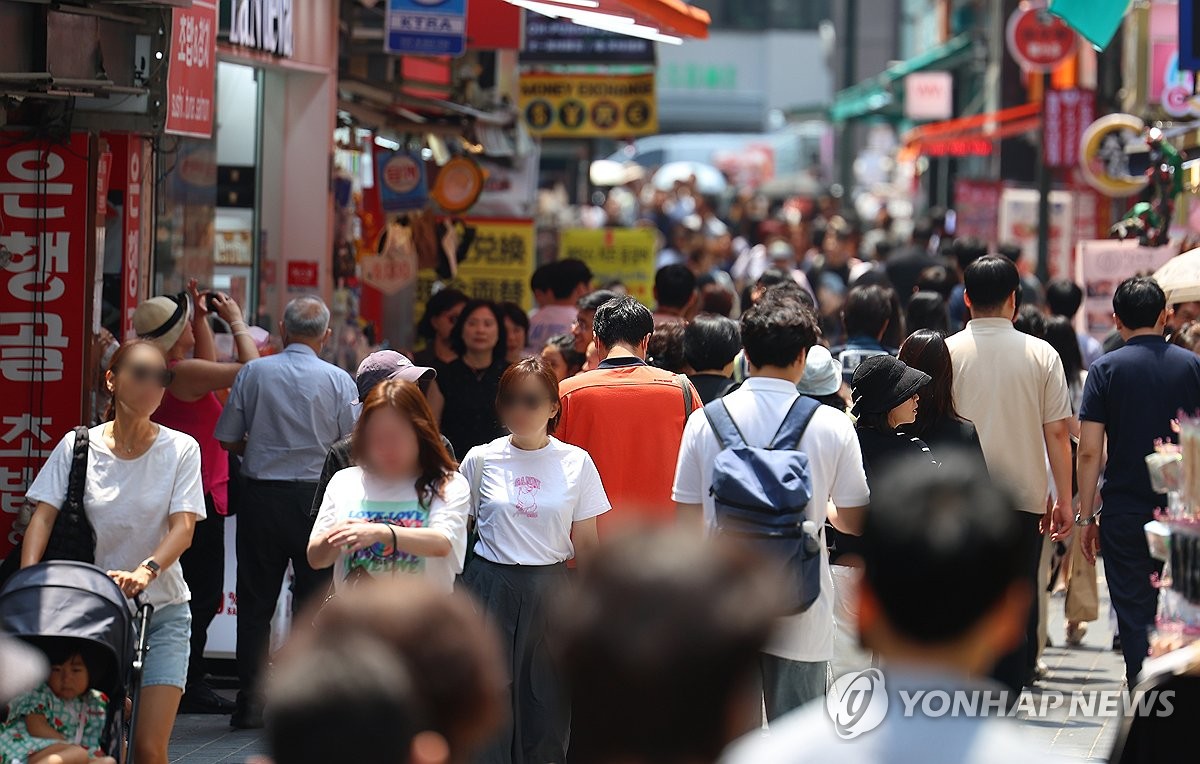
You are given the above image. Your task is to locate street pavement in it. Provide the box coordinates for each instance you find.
[168,564,1126,763]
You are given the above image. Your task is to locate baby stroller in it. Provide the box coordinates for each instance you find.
[0,561,153,764]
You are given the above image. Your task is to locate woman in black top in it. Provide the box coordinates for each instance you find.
[412,288,468,367]
[898,329,986,466]
[428,299,510,455]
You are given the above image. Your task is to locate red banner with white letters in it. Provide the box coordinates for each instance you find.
[165,0,217,138]
[0,134,91,557]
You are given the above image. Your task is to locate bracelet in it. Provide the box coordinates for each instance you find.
[387,523,398,555]
[229,320,247,329]
[233,330,252,339]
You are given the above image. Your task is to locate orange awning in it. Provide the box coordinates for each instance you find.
[505,0,710,42]
[902,102,1042,159]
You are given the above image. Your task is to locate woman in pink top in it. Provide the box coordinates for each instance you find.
[132,280,259,714]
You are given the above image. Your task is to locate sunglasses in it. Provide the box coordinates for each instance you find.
[498,392,551,410]
[124,363,175,388]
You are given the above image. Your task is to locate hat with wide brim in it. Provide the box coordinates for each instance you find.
[797,345,843,397]
[132,293,191,351]
[0,633,48,704]
[850,354,931,416]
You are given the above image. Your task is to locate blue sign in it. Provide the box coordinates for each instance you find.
[385,0,468,57]
[376,150,428,211]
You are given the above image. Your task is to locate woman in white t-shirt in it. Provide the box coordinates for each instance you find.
[308,379,469,594]
[460,356,610,764]
[24,339,206,764]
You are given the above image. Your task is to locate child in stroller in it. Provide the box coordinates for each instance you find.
[0,639,115,764]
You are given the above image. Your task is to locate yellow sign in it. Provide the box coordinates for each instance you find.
[519,73,657,138]
[559,227,658,306]
[416,218,536,321]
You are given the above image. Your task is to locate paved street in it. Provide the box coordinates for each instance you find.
[168,564,1126,763]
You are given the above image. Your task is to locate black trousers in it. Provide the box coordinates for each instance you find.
[990,511,1044,697]
[236,479,331,702]
[1100,512,1163,687]
[181,494,225,687]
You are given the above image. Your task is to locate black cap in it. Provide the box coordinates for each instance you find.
[851,355,931,416]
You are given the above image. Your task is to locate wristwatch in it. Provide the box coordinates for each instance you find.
[1074,510,1099,527]
[139,558,161,578]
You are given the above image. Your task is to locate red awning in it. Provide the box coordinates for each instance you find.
[902,102,1042,158]
[505,0,710,42]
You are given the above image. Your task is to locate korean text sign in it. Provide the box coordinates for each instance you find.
[416,218,535,319]
[559,227,657,306]
[0,135,90,556]
[166,1,218,138]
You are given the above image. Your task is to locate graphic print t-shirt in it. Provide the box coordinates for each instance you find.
[310,467,470,593]
[460,436,610,565]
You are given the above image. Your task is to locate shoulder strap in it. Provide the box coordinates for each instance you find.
[65,426,89,514]
[676,373,695,419]
[769,397,822,451]
[702,400,747,450]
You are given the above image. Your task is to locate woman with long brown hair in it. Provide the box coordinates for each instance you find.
[23,340,205,764]
[307,379,469,593]
[897,328,985,464]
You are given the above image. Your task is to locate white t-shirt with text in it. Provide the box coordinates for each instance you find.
[311,467,470,593]
[672,377,870,663]
[25,425,206,609]
[460,436,610,566]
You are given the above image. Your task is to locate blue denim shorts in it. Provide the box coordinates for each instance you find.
[141,602,192,690]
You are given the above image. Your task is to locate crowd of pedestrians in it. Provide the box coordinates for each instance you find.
[7,181,1200,763]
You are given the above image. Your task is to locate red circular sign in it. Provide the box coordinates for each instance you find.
[1006,4,1077,72]
[382,154,421,194]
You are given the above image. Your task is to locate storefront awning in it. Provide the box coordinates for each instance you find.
[900,102,1042,158]
[829,34,974,123]
[503,0,710,43]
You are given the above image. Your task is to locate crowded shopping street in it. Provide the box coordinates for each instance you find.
[4,1,1200,764]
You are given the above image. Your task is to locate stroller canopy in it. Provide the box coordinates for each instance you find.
[0,561,135,698]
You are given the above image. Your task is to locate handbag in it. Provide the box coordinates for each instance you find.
[0,427,93,589]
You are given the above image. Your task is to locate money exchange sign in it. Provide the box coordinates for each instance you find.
[519,73,657,138]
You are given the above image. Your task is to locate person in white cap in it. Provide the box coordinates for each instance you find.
[795,344,848,411]
[132,280,259,716]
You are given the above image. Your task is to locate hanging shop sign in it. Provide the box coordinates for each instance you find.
[1006,3,1077,72]
[998,187,1075,280]
[1043,88,1094,169]
[376,150,428,212]
[904,72,953,121]
[167,1,218,138]
[953,179,1003,243]
[520,16,654,64]
[415,218,535,315]
[1075,240,1175,341]
[0,134,91,557]
[121,137,148,340]
[385,0,468,57]
[431,157,485,214]
[559,227,658,306]
[1078,114,1150,198]
[519,73,657,138]
[362,221,420,296]
[224,0,294,57]
[286,260,320,289]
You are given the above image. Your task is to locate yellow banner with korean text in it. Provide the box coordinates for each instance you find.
[416,218,536,322]
[519,72,657,138]
[559,227,658,306]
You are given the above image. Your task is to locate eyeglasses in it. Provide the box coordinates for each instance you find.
[498,392,550,410]
[123,363,175,388]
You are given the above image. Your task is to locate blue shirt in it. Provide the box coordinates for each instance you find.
[1079,335,1200,516]
[214,344,358,481]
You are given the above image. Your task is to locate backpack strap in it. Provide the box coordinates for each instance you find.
[702,400,748,450]
[768,396,822,451]
[676,373,695,419]
[64,426,89,516]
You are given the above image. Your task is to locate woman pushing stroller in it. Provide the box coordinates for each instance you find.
[20,339,206,764]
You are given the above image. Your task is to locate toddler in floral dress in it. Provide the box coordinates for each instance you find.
[0,646,113,764]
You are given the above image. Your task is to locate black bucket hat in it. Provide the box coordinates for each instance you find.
[851,355,931,416]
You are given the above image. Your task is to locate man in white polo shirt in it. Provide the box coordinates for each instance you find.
[946,255,1073,695]
[673,286,869,721]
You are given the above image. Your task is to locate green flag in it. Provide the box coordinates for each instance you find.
[1049,0,1131,50]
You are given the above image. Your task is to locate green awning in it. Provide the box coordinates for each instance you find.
[829,34,975,123]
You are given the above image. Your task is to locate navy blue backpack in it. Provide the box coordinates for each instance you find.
[704,396,824,613]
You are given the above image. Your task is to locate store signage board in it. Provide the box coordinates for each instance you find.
[1043,88,1094,169]
[385,0,469,57]
[904,71,953,121]
[225,0,294,57]
[376,149,429,211]
[1006,3,1076,73]
[519,73,658,138]
[521,15,654,64]
[560,228,658,306]
[0,134,91,557]
[1182,0,1200,71]
[166,1,218,138]
[286,260,320,289]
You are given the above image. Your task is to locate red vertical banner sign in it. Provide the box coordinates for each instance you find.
[165,0,217,139]
[0,134,91,557]
[122,136,146,339]
[1043,89,1095,169]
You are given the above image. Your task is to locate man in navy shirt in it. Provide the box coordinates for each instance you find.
[1077,277,1200,686]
